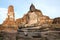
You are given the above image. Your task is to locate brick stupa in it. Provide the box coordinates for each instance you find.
[3,5,17,30]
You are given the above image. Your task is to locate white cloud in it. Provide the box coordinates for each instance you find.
[0,8,7,24]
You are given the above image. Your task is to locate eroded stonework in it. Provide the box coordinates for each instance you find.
[16,4,53,27]
[3,5,17,30]
[2,4,53,29]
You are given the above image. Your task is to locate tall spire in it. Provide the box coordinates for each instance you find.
[30,4,36,12]
[3,5,17,28]
[8,5,15,21]
[8,5,14,13]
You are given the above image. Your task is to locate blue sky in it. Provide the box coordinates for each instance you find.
[0,0,60,24]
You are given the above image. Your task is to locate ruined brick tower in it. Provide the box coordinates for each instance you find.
[8,5,15,21]
[3,5,16,27]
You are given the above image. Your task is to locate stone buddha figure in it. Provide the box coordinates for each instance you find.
[27,4,38,25]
